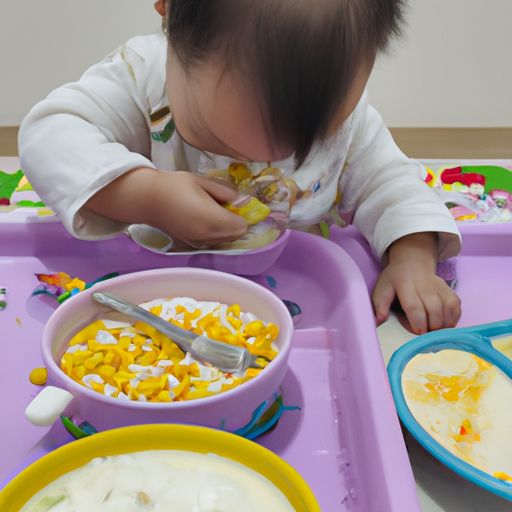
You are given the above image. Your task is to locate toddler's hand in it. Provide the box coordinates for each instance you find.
[372,233,461,334]
[149,171,248,248]
[86,168,247,249]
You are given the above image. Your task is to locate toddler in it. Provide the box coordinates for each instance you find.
[19,0,461,333]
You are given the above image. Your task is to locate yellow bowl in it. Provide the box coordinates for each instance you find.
[0,424,320,511]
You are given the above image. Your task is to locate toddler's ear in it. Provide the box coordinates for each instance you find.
[154,0,166,17]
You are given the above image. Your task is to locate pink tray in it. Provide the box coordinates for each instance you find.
[0,223,418,511]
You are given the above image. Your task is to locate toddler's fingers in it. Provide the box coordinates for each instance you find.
[421,293,444,332]
[442,290,462,327]
[197,176,240,204]
[193,181,248,234]
[214,204,248,233]
[396,285,428,334]
[372,278,395,325]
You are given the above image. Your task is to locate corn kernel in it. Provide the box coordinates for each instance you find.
[173,365,189,380]
[227,304,241,317]
[29,367,47,386]
[157,390,172,402]
[189,363,200,378]
[245,368,262,379]
[105,350,122,370]
[61,354,74,376]
[206,325,221,339]
[98,364,116,380]
[68,321,105,346]
[118,336,131,350]
[84,352,104,370]
[131,334,147,346]
[71,366,86,381]
[72,350,93,365]
[245,321,265,336]
[115,347,134,369]
[172,374,190,399]
[139,378,164,396]
[227,317,242,331]
[136,350,157,366]
[150,305,163,316]
[90,381,105,394]
[113,371,136,389]
[265,323,279,340]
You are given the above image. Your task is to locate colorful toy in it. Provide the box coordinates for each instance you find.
[0,170,24,205]
[439,165,512,195]
[441,167,486,188]
[430,164,512,223]
[424,167,437,187]
[447,205,478,222]
[490,190,512,209]
[32,272,119,303]
[32,272,82,298]
[462,166,512,194]
[0,170,47,211]
[388,319,512,501]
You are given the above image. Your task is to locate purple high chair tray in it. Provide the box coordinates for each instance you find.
[331,222,512,509]
[332,221,512,326]
[0,222,418,512]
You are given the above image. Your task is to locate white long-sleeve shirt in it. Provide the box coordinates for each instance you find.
[19,32,460,260]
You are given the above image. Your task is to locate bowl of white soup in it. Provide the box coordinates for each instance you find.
[0,424,319,512]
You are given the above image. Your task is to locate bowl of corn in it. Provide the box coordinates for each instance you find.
[25,268,294,432]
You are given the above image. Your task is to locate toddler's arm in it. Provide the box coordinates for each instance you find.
[19,34,245,246]
[340,94,461,332]
[86,168,246,248]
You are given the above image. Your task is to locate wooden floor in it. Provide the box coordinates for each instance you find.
[0,126,510,158]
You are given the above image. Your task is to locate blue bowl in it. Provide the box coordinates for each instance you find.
[387,320,512,501]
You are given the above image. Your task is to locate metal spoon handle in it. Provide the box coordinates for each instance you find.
[92,292,248,373]
[191,336,249,374]
[92,292,194,348]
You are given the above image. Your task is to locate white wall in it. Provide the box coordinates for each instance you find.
[0,0,160,126]
[368,0,512,127]
[1,0,511,127]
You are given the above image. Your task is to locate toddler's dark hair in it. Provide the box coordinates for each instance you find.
[167,0,405,166]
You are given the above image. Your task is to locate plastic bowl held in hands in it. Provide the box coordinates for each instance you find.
[25,268,294,432]
[126,224,291,276]
[0,424,320,511]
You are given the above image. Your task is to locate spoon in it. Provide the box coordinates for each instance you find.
[125,224,247,255]
[125,224,173,254]
[92,292,269,374]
